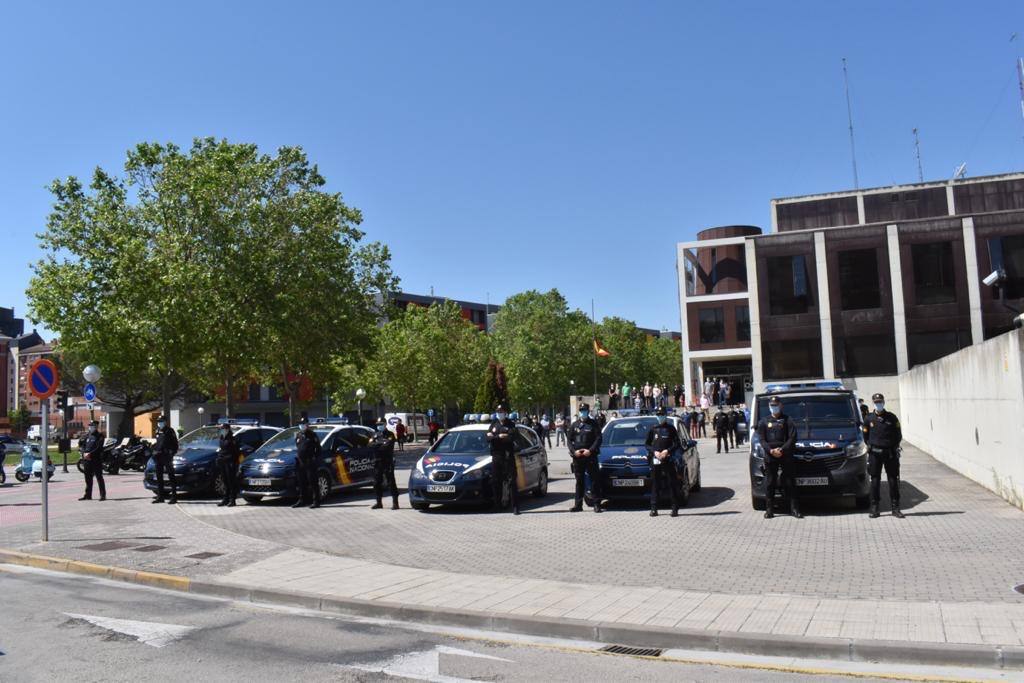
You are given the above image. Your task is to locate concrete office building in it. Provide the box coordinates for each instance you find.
[677,172,1024,410]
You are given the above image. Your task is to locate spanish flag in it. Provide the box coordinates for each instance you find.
[594,339,611,357]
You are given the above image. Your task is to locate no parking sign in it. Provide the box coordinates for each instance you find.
[28,358,59,400]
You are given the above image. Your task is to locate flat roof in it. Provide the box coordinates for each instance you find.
[772,171,1024,204]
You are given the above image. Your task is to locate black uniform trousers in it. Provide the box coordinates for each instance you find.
[217,458,238,503]
[716,430,730,453]
[648,455,681,510]
[764,453,795,504]
[572,455,601,505]
[154,456,177,499]
[868,446,901,505]
[295,457,321,504]
[373,452,398,503]
[491,451,518,509]
[83,456,106,499]
[733,426,743,446]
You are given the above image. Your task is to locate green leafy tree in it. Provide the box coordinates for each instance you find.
[594,316,649,390]
[473,359,508,412]
[643,336,684,389]
[7,407,32,436]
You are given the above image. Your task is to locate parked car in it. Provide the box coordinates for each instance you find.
[748,381,870,511]
[237,419,377,504]
[583,415,701,508]
[407,423,549,511]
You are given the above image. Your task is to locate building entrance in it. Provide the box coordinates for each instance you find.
[700,360,753,406]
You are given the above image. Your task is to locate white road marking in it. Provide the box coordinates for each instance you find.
[344,645,513,682]
[63,612,195,648]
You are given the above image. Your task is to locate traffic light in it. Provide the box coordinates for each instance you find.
[55,389,68,411]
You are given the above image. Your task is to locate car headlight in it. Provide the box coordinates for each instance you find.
[845,441,868,458]
[461,469,484,481]
[173,456,187,466]
[410,468,427,480]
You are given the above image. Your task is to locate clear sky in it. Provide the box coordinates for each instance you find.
[2,1,1022,336]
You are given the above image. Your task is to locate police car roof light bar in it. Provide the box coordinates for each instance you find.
[215,418,261,426]
[312,417,349,425]
[764,380,846,394]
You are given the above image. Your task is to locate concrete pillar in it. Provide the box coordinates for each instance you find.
[770,203,779,233]
[814,232,836,378]
[745,239,764,390]
[887,224,910,373]
[677,244,693,399]
[946,184,956,216]
[962,217,984,344]
[856,194,866,225]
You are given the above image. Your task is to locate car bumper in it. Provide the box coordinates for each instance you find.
[408,477,491,506]
[749,456,869,499]
[143,469,215,493]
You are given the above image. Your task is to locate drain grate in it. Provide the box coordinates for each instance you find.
[185,552,224,560]
[1014,584,1024,595]
[598,645,664,658]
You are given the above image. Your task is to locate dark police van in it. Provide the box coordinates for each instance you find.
[144,419,280,498]
[748,381,870,511]
[237,419,377,503]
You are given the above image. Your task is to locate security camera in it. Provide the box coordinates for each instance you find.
[983,269,1005,287]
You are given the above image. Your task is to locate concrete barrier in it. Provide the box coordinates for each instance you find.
[899,328,1024,509]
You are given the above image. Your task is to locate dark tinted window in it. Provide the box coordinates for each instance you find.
[767,255,813,315]
[514,429,533,450]
[834,335,897,376]
[837,248,881,310]
[236,429,264,448]
[603,418,658,446]
[776,197,859,231]
[988,235,1024,299]
[908,330,970,368]
[736,306,751,342]
[430,430,489,454]
[912,242,956,305]
[953,179,1024,214]
[761,338,823,380]
[755,395,857,425]
[698,308,725,343]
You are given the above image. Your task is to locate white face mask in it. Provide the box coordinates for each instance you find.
[769,406,781,416]
[220,429,230,437]
[157,422,166,430]
[496,413,508,421]
[874,402,885,412]
[89,426,97,434]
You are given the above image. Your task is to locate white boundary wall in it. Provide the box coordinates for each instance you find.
[899,329,1024,509]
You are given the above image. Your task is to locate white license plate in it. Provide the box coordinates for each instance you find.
[247,478,271,486]
[427,485,456,493]
[612,478,645,487]
[795,477,829,487]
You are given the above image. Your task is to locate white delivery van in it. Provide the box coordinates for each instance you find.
[384,412,429,441]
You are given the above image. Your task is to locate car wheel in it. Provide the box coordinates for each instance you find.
[677,467,690,507]
[317,472,331,501]
[411,501,430,511]
[15,470,29,482]
[242,495,262,505]
[751,495,767,511]
[212,473,227,498]
[855,495,870,510]
[76,460,87,474]
[533,468,548,498]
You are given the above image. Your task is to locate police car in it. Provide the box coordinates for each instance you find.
[144,419,281,498]
[237,419,377,503]
[748,381,870,511]
[584,415,701,507]
[407,423,549,510]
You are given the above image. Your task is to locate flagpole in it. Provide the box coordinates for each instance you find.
[591,299,598,399]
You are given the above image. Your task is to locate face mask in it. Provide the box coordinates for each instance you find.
[376,425,386,432]
[496,413,508,421]
[157,422,166,430]
[657,416,667,425]
[769,406,781,417]
[874,402,885,412]
[220,429,230,437]
[89,426,97,434]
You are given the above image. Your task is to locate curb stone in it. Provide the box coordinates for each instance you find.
[2,547,1021,671]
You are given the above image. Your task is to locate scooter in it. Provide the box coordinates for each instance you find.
[14,444,55,482]
[0,445,7,485]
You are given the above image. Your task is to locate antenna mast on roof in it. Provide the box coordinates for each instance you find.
[912,128,924,182]
[842,58,860,189]
[1017,56,1024,123]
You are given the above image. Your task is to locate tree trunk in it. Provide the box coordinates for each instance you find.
[225,373,234,418]
[161,373,172,422]
[282,363,296,425]
[116,402,137,439]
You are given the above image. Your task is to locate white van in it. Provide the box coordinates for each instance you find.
[384,412,429,441]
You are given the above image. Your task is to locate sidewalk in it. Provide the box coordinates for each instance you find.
[2,439,1024,671]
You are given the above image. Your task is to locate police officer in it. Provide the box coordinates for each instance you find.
[644,407,682,517]
[863,392,904,519]
[486,403,520,515]
[79,420,106,501]
[731,405,744,446]
[757,397,799,519]
[215,423,241,507]
[152,415,179,504]
[567,403,603,513]
[293,417,322,509]
[371,418,399,510]
[713,407,730,454]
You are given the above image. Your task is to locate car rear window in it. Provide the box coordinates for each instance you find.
[603,418,656,446]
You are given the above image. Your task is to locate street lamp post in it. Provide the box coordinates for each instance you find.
[197,406,205,429]
[355,388,366,426]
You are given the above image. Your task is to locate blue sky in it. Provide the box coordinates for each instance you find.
[2,1,1022,335]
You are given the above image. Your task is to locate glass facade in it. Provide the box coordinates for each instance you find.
[988,235,1024,299]
[761,338,823,380]
[698,308,725,344]
[736,306,750,342]
[767,255,813,315]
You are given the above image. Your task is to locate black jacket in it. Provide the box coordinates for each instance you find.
[645,422,682,454]
[864,410,902,449]
[217,433,241,464]
[486,419,517,455]
[567,417,602,456]
[81,431,105,458]
[712,411,730,434]
[295,429,321,461]
[154,426,179,459]
[756,413,797,456]
[372,430,396,460]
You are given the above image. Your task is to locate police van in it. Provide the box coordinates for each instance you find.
[748,381,870,511]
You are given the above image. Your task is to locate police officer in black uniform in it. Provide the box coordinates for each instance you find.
[486,404,520,515]
[152,415,179,504]
[644,407,682,517]
[713,407,730,454]
[757,397,799,519]
[215,423,241,507]
[293,417,322,509]
[371,418,399,510]
[863,392,904,519]
[567,403,603,513]
[731,405,744,446]
[79,420,106,501]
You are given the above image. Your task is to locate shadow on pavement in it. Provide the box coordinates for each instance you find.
[903,510,965,517]
[687,486,735,508]
[791,479,930,516]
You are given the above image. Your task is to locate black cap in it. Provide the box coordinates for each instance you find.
[579,403,590,411]
[768,397,781,406]
[495,403,509,412]
[376,418,385,425]
[655,406,667,416]
[156,415,167,421]
[298,416,310,426]
[88,420,99,427]
[872,393,885,402]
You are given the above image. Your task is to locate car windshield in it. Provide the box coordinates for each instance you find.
[252,427,332,456]
[756,395,857,425]
[430,430,490,454]
[178,427,223,449]
[603,418,657,446]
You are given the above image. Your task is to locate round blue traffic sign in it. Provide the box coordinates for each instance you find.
[84,383,97,402]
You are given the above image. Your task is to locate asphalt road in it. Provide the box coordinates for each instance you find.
[0,565,941,683]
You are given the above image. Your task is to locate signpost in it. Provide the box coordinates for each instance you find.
[28,358,60,541]
[83,383,97,402]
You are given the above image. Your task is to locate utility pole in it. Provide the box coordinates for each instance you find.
[913,128,924,182]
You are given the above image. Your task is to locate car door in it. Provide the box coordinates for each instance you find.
[332,428,375,486]
[235,429,265,464]
[514,427,539,490]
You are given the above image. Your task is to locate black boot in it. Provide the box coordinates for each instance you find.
[790,499,803,519]
[371,500,383,509]
[226,500,235,507]
[512,505,520,515]
[764,506,774,519]
[392,497,400,510]
[670,507,678,517]
[594,500,603,513]
[167,497,178,504]
[217,500,228,507]
[650,508,658,517]
[292,499,305,508]
[310,499,320,509]
[569,501,583,512]
[79,495,91,501]
[891,500,905,519]
[869,503,880,518]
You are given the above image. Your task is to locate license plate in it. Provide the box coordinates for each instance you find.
[612,478,645,487]
[427,485,456,493]
[795,477,829,487]
[247,478,271,486]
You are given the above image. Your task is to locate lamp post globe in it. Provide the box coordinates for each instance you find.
[197,406,205,426]
[83,365,101,384]
[355,388,366,400]
[355,388,366,425]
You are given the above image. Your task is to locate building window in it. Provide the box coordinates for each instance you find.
[834,335,898,376]
[988,235,1024,299]
[248,383,260,402]
[912,242,956,305]
[709,248,718,289]
[736,306,750,342]
[767,255,813,315]
[698,308,725,344]
[836,248,881,310]
[908,330,969,368]
[761,338,823,380]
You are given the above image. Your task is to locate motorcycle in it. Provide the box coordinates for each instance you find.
[76,437,122,475]
[116,435,153,472]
